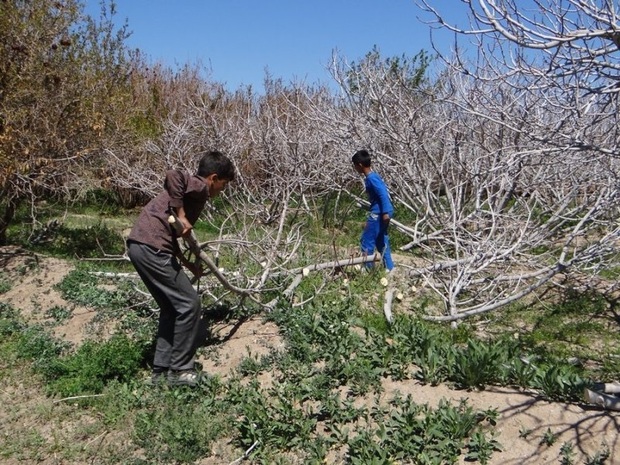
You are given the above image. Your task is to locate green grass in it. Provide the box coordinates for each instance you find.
[479,288,619,380]
[0,273,11,294]
[0,275,609,464]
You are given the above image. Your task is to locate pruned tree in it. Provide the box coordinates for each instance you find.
[369,0,620,321]
[104,76,358,309]
[103,2,620,320]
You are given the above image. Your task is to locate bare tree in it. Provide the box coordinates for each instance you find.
[105,1,620,320]
[380,0,620,321]
[105,76,362,309]
[417,0,620,154]
[293,15,620,322]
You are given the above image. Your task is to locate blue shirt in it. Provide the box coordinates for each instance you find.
[365,171,393,216]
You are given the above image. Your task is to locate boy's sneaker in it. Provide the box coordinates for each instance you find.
[168,369,202,388]
[145,370,167,386]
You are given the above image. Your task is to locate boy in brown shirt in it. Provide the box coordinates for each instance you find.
[127,151,235,387]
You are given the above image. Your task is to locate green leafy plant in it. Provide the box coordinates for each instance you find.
[16,324,67,364]
[508,356,539,388]
[134,383,232,464]
[0,303,23,337]
[0,273,11,294]
[414,343,452,386]
[29,222,125,258]
[466,431,502,465]
[42,334,147,397]
[236,351,273,377]
[45,305,73,323]
[55,268,129,309]
[540,428,559,447]
[345,395,498,464]
[559,441,576,465]
[584,442,610,465]
[533,363,586,402]
[450,339,510,390]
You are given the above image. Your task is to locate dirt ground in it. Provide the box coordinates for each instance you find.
[0,246,618,464]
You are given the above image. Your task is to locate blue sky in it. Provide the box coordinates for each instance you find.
[83,1,471,92]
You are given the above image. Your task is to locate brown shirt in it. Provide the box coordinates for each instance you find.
[127,170,210,254]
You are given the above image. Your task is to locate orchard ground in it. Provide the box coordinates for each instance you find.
[0,246,618,464]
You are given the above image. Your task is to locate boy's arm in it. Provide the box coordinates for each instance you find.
[369,176,393,222]
[175,205,193,237]
[164,170,193,237]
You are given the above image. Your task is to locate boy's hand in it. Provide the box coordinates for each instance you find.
[382,213,391,223]
[168,212,192,236]
[178,216,193,237]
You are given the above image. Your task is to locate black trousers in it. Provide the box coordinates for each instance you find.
[128,241,201,372]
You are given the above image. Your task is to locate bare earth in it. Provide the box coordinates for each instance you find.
[0,247,618,464]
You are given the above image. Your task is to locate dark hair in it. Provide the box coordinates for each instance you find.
[351,149,372,168]
[197,151,235,180]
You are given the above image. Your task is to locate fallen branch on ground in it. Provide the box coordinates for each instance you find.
[383,288,395,324]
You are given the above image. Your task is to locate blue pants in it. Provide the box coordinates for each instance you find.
[361,213,394,271]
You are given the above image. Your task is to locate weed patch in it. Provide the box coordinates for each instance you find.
[2,225,619,464]
[55,267,130,309]
[40,334,147,397]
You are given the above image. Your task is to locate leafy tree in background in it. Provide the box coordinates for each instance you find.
[0,0,132,244]
[345,46,432,95]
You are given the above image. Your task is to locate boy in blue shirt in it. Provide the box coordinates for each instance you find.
[352,149,394,271]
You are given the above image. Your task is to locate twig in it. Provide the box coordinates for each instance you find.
[228,440,259,464]
[89,271,139,279]
[88,430,109,465]
[53,394,104,404]
[383,288,395,324]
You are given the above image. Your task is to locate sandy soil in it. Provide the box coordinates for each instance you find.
[0,246,618,464]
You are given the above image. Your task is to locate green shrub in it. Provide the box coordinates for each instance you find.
[584,442,610,465]
[346,395,498,464]
[45,305,73,323]
[466,431,502,465]
[72,188,127,214]
[16,324,66,362]
[533,363,586,402]
[450,339,514,390]
[0,273,11,294]
[414,339,455,386]
[134,385,232,464]
[0,303,23,337]
[42,334,146,397]
[55,268,128,309]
